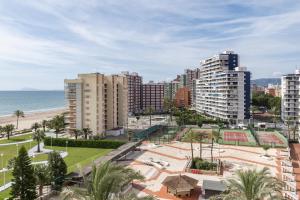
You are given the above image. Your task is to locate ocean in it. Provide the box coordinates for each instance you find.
[0,91,65,116]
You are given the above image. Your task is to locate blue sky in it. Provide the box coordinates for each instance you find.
[0,0,300,90]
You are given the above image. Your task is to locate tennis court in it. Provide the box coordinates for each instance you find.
[220,129,257,146]
[256,131,288,147]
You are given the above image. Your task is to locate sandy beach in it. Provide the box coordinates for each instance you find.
[0,108,66,130]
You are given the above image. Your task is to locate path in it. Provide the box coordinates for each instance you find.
[0,139,33,146]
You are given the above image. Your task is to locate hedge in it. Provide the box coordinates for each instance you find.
[44,137,126,149]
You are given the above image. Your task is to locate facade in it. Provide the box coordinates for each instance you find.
[121,71,142,115]
[195,51,251,124]
[164,80,180,101]
[174,87,191,108]
[64,73,128,136]
[281,70,300,141]
[142,81,165,112]
[265,84,281,97]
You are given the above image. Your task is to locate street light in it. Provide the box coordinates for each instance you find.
[16,144,19,155]
[0,153,3,170]
[66,141,68,153]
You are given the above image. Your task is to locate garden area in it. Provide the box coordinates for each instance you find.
[0,135,121,199]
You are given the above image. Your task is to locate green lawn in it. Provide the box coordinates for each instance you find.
[0,133,33,144]
[44,146,112,173]
[0,144,112,199]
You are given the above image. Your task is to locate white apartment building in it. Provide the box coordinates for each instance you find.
[64,73,128,136]
[281,70,300,141]
[195,51,251,124]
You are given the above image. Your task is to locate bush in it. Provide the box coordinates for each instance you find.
[192,158,217,171]
[44,137,125,149]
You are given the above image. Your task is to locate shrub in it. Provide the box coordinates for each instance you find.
[44,137,125,149]
[192,158,217,171]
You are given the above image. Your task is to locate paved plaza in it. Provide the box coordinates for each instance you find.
[119,141,287,200]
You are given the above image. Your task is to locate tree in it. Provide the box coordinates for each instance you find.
[14,110,24,129]
[185,129,197,161]
[48,151,67,191]
[10,146,37,200]
[60,162,153,200]
[41,120,48,132]
[34,164,51,197]
[271,106,280,129]
[3,124,14,140]
[33,129,45,152]
[73,129,82,140]
[220,167,283,200]
[210,128,222,162]
[197,133,206,160]
[145,107,154,126]
[49,115,65,138]
[82,128,92,139]
[31,122,41,132]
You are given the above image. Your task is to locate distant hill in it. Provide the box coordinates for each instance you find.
[251,78,281,87]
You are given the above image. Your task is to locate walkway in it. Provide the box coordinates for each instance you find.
[0,139,33,146]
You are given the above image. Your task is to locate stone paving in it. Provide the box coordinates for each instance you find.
[120,141,286,200]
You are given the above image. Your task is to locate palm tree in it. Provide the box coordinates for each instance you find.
[185,129,197,161]
[82,128,92,140]
[33,129,45,152]
[197,133,205,160]
[60,162,153,200]
[3,124,14,140]
[73,129,82,140]
[14,110,24,129]
[31,122,41,132]
[41,120,48,132]
[210,128,222,162]
[145,107,154,126]
[271,106,280,129]
[49,115,65,138]
[220,167,283,200]
[34,164,50,197]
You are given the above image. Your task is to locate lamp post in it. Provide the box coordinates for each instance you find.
[0,153,3,171]
[16,144,19,155]
[66,141,68,153]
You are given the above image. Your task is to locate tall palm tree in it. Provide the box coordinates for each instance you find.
[49,115,65,138]
[73,129,82,140]
[185,129,197,161]
[197,133,205,160]
[210,128,222,162]
[33,129,45,152]
[31,122,41,133]
[220,167,283,200]
[41,120,48,132]
[145,107,154,126]
[14,110,24,129]
[3,124,14,140]
[82,128,92,140]
[34,164,50,197]
[271,106,280,129]
[60,162,153,200]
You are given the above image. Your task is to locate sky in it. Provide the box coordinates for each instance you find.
[0,0,300,90]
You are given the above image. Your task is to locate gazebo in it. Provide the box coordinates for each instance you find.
[162,175,198,197]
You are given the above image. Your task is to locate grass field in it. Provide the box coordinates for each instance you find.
[0,133,33,144]
[0,144,112,199]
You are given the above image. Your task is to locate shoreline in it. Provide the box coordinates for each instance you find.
[0,107,66,130]
[0,106,66,118]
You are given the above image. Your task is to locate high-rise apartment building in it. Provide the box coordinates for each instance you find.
[64,73,128,136]
[142,81,165,112]
[184,68,200,107]
[195,51,251,124]
[121,71,142,115]
[164,80,180,101]
[174,87,191,108]
[281,70,300,141]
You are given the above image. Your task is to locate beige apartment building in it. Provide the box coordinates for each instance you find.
[64,73,128,136]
